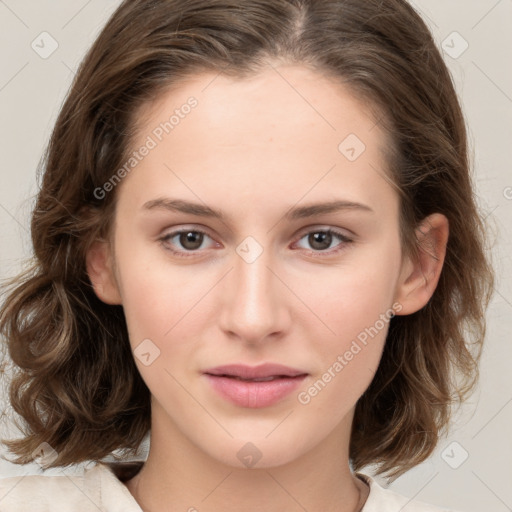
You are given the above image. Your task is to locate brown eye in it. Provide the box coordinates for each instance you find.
[294,229,353,255]
[160,228,216,256]
[308,231,333,251]
[179,231,204,250]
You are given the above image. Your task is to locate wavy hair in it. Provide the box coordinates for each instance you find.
[0,0,494,479]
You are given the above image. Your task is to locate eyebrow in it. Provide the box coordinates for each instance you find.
[141,198,374,220]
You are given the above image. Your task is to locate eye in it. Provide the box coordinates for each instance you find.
[159,226,353,259]
[160,228,218,257]
[294,228,353,255]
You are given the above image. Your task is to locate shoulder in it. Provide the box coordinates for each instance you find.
[358,473,462,512]
[0,462,142,512]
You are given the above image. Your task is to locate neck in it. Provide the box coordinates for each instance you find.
[125,403,368,512]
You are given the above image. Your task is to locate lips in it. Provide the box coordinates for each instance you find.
[205,363,307,379]
[203,363,308,408]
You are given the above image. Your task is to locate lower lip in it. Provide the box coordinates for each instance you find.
[204,374,307,408]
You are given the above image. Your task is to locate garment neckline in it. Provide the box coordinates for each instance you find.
[100,462,380,511]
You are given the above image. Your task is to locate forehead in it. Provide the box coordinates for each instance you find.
[121,64,395,217]
[136,64,384,146]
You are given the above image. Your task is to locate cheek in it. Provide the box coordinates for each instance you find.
[294,248,400,399]
[115,245,214,348]
[116,258,210,393]
[296,301,392,420]
[297,248,400,342]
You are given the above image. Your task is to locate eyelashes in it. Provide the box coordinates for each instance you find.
[159,227,354,259]
[294,229,353,253]
[160,228,215,257]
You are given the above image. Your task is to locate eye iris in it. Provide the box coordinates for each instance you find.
[180,231,203,250]
[309,231,332,250]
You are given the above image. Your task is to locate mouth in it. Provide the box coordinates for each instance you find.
[209,375,296,382]
[203,363,308,408]
[204,363,307,379]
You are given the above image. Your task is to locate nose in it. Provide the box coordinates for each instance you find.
[218,244,291,344]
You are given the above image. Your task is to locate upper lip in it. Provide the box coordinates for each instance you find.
[204,363,308,379]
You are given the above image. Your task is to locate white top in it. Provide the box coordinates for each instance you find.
[0,462,458,511]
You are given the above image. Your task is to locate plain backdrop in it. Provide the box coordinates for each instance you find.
[0,1,511,511]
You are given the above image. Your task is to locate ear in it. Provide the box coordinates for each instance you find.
[85,240,122,305]
[393,213,449,315]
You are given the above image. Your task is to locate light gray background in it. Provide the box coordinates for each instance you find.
[0,1,511,511]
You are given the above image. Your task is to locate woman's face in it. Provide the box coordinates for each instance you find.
[89,64,427,469]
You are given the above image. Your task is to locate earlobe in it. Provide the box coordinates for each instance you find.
[85,240,122,305]
[394,213,449,315]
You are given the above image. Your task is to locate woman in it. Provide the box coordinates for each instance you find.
[0,0,493,511]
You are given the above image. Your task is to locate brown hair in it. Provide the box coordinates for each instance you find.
[0,0,494,479]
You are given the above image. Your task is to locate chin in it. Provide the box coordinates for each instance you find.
[200,431,313,471]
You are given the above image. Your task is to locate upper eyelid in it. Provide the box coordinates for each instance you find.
[292,228,353,249]
[161,226,352,251]
[161,225,352,240]
[294,225,353,239]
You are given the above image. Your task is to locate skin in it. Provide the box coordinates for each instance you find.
[86,63,448,512]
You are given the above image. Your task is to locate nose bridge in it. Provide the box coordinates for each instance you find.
[219,239,288,342]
